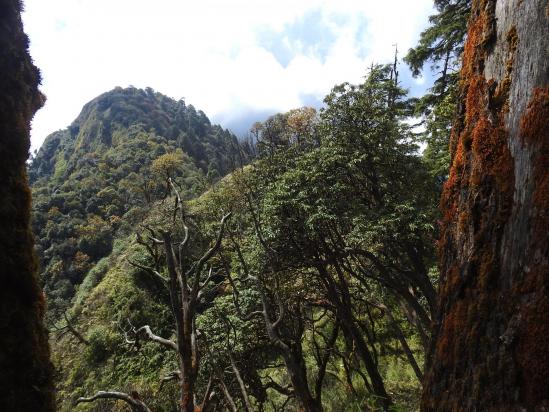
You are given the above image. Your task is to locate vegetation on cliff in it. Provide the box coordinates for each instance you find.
[30,86,249,316]
[15,0,547,410]
[34,66,442,411]
[0,0,55,410]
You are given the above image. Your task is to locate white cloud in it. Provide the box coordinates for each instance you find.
[22,0,434,150]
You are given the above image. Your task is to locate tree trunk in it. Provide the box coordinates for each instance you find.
[280,348,323,412]
[315,263,391,410]
[229,353,253,412]
[422,0,549,410]
[0,1,55,410]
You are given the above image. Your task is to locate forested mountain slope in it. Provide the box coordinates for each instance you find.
[30,87,248,315]
[39,66,442,412]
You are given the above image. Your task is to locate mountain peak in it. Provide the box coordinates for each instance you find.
[30,87,235,184]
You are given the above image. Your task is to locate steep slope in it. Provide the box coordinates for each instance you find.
[0,0,55,410]
[30,87,248,315]
[422,0,549,410]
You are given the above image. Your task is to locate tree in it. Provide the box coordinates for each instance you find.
[405,0,471,180]
[78,178,231,412]
[0,0,55,410]
[220,66,437,411]
[151,150,185,182]
[422,0,549,409]
[405,0,470,98]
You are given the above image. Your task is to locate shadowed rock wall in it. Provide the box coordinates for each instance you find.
[0,0,55,410]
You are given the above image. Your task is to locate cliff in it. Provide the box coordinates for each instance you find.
[0,0,55,410]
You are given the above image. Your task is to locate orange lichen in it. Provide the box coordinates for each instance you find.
[520,87,549,145]
[470,115,514,197]
[461,8,487,80]
[435,298,468,366]
[465,75,486,125]
[424,0,524,410]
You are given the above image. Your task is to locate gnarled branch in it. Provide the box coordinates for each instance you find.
[122,320,177,352]
[75,391,152,412]
[127,258,168,285]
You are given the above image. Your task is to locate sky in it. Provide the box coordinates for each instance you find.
[22,0,435,151]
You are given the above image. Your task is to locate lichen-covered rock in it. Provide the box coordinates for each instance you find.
[422,0,549,410]
[0,0,55,410]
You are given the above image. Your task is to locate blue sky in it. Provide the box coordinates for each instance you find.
[22,0,435,150]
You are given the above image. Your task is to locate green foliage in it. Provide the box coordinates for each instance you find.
[151,149,185,180]
[41,66,442,411]
[183,65,436,411]
[30,87,249,316]
[85,325,119,364]
[405,0,470,182]
[405,0,469,94]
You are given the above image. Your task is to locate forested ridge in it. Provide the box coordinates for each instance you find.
[1,0,544,411]
[33,65,440,411]
[30,86,249,317]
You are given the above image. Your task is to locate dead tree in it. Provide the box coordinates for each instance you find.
[79,178,231,412]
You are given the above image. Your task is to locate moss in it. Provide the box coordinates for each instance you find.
[423,1,523,410]
[520,87,549,145]
[0,0,55,409]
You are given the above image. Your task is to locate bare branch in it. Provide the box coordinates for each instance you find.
[271,298,285,331]
[75,391,152,412]
[200,266,215,291]
[200,376,215,412]
[137,325,177,351]
[314,320,340,399]
[122,321,177,352]
[264,376,294,397]
[219,379,238,412]
[143,225,164,244]
[159,370,181,391]
[51,311,88,345]
[168,177,184,223]
[127,258,168,285]
[191,212,232,300]
[178,223,190,274]
[62,312,89,346]
[371,301,423,382]
[230,353,253,412]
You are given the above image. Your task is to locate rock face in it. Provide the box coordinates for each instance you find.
[422,0,548,410]
[0,0,55,410]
